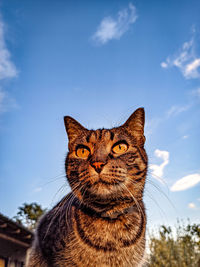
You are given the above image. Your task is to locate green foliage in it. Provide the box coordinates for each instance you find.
[13,202,46,230]
[148,221,200,267]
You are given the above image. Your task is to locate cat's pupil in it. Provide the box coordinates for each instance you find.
[119,145,121,150]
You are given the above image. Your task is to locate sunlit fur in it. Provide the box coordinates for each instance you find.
[27,108,148,267]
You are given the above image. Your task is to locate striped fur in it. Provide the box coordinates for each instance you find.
[27,108,148,267]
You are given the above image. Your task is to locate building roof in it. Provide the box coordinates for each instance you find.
[0,213,34,248]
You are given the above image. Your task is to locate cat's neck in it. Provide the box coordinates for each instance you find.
[75,195,144,220]
[100,204,142,219]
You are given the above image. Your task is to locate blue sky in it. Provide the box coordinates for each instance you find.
[0,0,200,229]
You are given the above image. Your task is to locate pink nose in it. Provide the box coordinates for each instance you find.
[91,161,105,173]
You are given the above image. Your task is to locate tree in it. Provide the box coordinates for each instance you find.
[13,202,46,230]
[148,220,200,267]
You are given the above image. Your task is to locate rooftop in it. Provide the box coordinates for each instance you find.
[0,213,34,248]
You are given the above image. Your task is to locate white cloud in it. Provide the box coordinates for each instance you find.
[0,15,18,114]
[160,62,168,68]
[34,187,42,193]
[0,88,5,106]
[185,58,200,77]
[171,173,200,192]
[0,19,17,80]
[149,149,169,180]
[188,202,196,209]
[191,88,200,98]
[182,135,189,139]
[145,118,161,136]
[146,103,191,136]
[161,33,200,79]
[166,104,191,118]
[92,3,138,45]
[0,87,18,114]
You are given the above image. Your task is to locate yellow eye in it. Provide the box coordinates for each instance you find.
[76,146,90,159]
[112,143,128,154]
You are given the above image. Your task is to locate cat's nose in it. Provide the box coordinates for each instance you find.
[91,161,105,174]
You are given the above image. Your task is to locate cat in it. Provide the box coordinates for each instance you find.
[26,107,148,267]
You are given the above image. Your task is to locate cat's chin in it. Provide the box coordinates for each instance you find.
[80,189,121,211]
[88,183,117,196]
[82,172,126,187]
[79,181,124,202]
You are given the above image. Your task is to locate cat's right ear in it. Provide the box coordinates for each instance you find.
[64,116,86,142]
[122,108,145,146]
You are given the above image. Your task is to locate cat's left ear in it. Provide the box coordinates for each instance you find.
[64,116,86,142]
[123,108,146,145]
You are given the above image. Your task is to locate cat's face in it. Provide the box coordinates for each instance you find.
[64,108,147,210]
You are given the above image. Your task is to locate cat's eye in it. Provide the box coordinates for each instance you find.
[76,146,90,159]
[112,142,128,154]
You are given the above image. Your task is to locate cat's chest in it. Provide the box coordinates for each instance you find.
[59,207,146,267]
[73,207,143,247]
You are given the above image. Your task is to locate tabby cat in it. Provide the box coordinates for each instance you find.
[26,107,148,267]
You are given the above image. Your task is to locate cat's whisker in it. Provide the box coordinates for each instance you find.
[66,184,86,224]
[148,171,169,189]
[43,193,71,239]
[50,183,68,207]
[144,190,167,220]
[80,184,88,202]
[145,177,177,212]
[120,183,145,219]
[64,183,83,227]
[126,177,167,219]
[48,183,81,235]
[66,194,75,227]
[41,173,67,187]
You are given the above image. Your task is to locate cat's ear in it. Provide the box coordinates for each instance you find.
[64,116,86,142]
[123,108,145,145]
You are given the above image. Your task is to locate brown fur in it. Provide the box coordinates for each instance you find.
[26,108,148,267]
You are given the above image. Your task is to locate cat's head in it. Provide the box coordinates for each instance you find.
[64,108,147,211]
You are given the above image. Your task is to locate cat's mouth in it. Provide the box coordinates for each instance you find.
[79,168,126,184]
[97,174,125,185]
[80,173,126,192]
